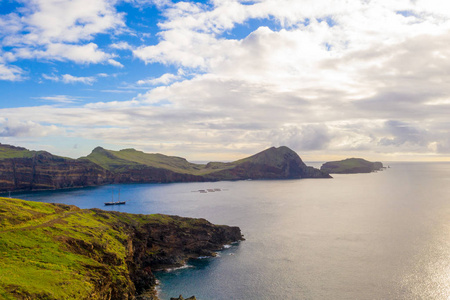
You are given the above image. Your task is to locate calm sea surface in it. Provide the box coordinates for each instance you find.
[9,162,450,299]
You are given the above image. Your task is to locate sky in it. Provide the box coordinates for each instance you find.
[1,0,450,162]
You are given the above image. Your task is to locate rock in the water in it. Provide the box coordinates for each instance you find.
[170,295,197,300]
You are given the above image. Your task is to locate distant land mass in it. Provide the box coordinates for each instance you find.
[0,197,242,299]
[320,158,384,174]
[0,143,331,192]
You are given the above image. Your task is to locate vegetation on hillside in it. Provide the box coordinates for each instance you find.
[0,143,330,193]
[0,197,242,299]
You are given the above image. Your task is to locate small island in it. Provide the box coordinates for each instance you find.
[320,158,384,174]
[0,197,243,299]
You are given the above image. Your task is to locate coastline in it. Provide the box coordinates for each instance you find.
[0,197,244,299]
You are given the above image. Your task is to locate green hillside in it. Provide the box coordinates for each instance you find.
[0,144,48,160]
[0,197,242,299]
[0,197,132,299]
[84,147,235,175]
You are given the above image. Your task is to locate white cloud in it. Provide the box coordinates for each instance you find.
[110,41,134,50]
[61,74,96,85]
[1,0,125,65]
[3,0,450,160]
[45,43,114,64]
[0,63,25,81]
[42,73,101,85]
[137,72,180,85]
[108,58,124,68]
[16,0,125,45]
[0,118,64,137]
[36,95,83,104]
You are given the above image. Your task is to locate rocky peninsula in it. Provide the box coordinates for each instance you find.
[0,197,243,299]
[0,143,330,193]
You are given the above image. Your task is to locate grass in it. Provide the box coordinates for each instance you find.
[0,197,132,299]
[84,147,235,175]
[0,197,219,299]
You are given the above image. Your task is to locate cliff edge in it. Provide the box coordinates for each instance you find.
[0,197,243,299]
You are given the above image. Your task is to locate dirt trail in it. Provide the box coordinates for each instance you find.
[1,210,85,233]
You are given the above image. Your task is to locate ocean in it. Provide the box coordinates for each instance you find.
[11,162,450,299]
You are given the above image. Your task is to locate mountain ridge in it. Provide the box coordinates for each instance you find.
[0,143,331,192]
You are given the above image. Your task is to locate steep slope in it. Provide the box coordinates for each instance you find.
[85,147,205,174]
[320,158,384,174]
[84,147,205,184]
[205,146,331,180]
[0,197,243,300]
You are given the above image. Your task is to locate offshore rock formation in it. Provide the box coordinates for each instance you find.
[320,158,384,174]
[0,197,243,299]
[0,143,330,192]
[170,296,197,300]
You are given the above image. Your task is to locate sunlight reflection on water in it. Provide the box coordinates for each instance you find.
[11,162,450,299]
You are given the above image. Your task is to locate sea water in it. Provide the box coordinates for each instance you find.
[11,162,450,299]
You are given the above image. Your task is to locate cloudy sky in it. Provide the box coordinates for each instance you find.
[1,0,450,162]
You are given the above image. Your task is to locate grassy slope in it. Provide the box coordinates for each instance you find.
[0,197,231,300]
[232,146,294,166]
[84,146,303,177]
[0,197,130,299]
[0,144,71,161]
[0,197,178,299]
[84,147,234,175]
[0,146,39,159]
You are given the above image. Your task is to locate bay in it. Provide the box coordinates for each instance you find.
[11,162,450,299]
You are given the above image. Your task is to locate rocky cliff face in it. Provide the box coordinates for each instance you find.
[0,197,243,299]
[0,143,330,193]
[0,151,114,192]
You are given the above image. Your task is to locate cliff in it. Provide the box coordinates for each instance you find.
[0,197,243,299]
[0,143,330,192]
[320,158,384,174]
[0,143,114,192]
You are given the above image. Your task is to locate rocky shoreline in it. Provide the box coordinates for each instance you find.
[0,197,244,299]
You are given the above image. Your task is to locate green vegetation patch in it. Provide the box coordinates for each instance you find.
[83,146,236,176]
[0,197,132,299]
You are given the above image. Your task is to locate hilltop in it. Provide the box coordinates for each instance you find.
[320,158,384,174]
[0,144,330,192]
[0,197,242,299]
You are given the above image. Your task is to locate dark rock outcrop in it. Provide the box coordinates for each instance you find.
[170,296,197,300]
[0,151,114,192]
